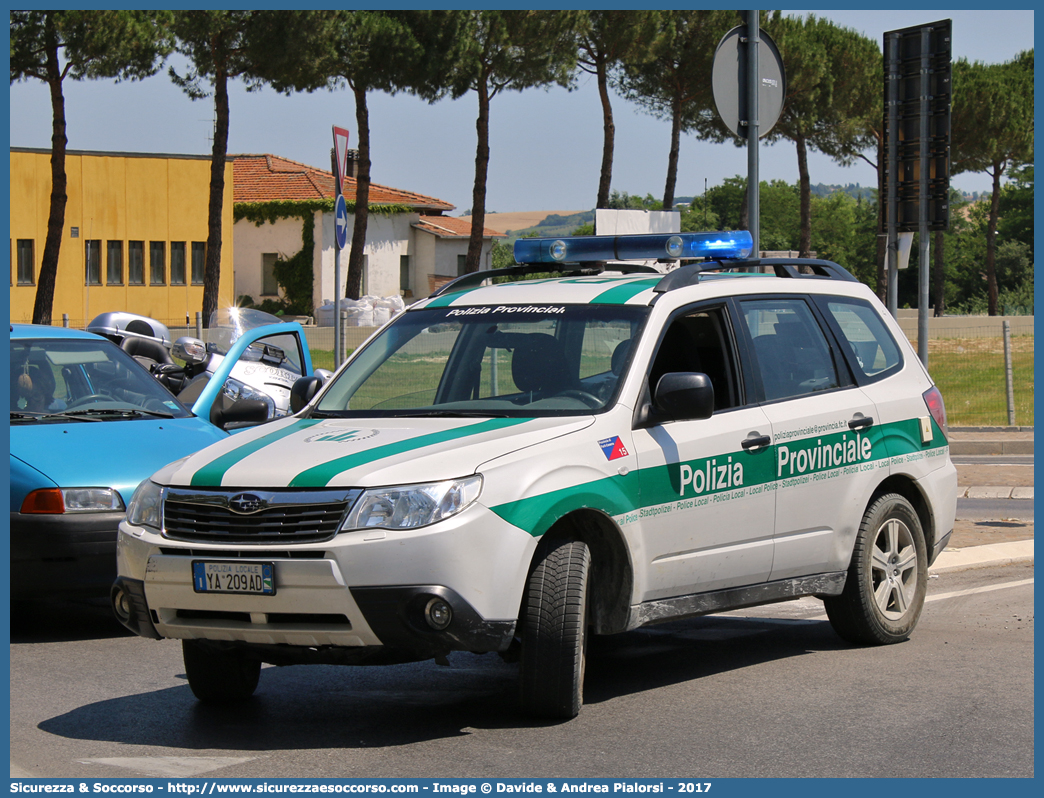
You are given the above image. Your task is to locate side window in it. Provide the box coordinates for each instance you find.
[821,297,903,381]
[741,298,839,402]
[648,307,739,410]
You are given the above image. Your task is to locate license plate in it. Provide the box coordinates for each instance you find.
[192,560,275,595]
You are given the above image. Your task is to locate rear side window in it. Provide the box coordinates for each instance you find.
[741,298,839,402]
[822,298,903,382]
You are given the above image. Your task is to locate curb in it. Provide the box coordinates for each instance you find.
[950,440,1034,455]
[961,486,1034,499]
[930,539,1035,573]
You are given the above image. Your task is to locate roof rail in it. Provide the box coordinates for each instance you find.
[654,257,858,293]
[428,261,660,298]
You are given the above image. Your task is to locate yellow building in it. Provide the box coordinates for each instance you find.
[9,148,235,326]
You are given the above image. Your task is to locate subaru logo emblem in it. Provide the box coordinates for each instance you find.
[228,493,265,514]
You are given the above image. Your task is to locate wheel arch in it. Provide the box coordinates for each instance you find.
[869,474,936,555]
[530,508,634,635]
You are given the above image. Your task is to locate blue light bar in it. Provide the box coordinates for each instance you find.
[513,231,754,264]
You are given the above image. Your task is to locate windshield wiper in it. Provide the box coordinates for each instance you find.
[60,407,176,419]
[398,410,512,418]
[10,409,102,422]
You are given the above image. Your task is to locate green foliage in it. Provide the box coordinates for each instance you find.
[490,239,515,270]
[10,10,173,83]
[606,191,662,210]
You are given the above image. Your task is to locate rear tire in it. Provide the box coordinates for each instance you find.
[518,539,591,719]
[182,640,261,703]
[825,493,927,645]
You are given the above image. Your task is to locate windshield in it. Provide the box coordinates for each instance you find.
[11,337,192,422]
[207,307,285,355]
[314,305,648,418]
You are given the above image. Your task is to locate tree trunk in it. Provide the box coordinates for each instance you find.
[595,55,614,211]
[33,14,67,326]
[662,88,682,212]
[346,84,370,300]
[201,65,230,328]
[933,230,945,316]
[795,132,811,257]
[985,165,1002,316]
[465,75,490,275]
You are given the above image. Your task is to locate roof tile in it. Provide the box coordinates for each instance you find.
[232,154,454,211]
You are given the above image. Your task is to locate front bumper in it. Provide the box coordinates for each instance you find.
[10,510,123,597]
[114,502,535,659]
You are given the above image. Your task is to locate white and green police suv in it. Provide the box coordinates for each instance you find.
[113,231,957,718]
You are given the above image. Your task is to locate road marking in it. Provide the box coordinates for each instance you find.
[800,578,1034,621]
[924,577,1033,603]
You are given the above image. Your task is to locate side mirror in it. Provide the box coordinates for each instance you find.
[172,336,208,366]
[290,375,325,414]
[654,372,714,422]
[210,397,270,431]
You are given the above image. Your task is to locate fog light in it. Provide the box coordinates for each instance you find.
[111,585,130,622]
[424,597,453,630]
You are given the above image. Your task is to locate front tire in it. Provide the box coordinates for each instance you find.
[518,539,591,719]
[825,493,927,645]
[182,640,261,703]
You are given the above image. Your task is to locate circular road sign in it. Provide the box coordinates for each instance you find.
[712,25,786,139]
[334,194,349,250]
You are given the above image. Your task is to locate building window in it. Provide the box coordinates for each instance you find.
[400,255,410,293]
[170,241,186,285]
[191,242,206,285]
[262,253,279,296]
[150,241,166,285]
[457,254,467,276]
[85,240,102,285]
[16,239,34,285]
[129,241,145,285]
[106,241,123,285]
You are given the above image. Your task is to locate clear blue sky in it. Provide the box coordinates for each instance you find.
[8,7,1035,215]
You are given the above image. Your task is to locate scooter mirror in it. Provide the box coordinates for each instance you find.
[172,336,208,366]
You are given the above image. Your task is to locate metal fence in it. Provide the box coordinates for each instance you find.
[910,321,1034,427]
[31,314,1034,428]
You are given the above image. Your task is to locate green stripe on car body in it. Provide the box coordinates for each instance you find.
[490,418,946,537]
[288,417,533,488]
[591,277,660,305]
[190,419,323,487]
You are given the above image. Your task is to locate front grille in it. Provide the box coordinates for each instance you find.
[162,488,361,545]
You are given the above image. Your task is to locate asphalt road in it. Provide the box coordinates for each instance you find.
[10,562,1034,780]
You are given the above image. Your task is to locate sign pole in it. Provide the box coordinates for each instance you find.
[331,146,342,369]
[885,32,899,319]
[917,26,931,368]
[746,10,760,257]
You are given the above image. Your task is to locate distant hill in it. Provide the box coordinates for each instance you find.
[460,210,590,240]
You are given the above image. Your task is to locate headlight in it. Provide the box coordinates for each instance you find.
[19,487,124,514]
[342,475,483,531]
[126,480,164,530]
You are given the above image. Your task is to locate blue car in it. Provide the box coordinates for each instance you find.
[9,325,229,598]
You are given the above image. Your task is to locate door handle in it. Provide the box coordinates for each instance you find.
[848,416,874,430]
[742,434,771,450]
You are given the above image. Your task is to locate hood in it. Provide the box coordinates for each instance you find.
[10,417,227,505]
[158,415,596,490]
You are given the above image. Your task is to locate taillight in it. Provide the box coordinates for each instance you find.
[923,386,949,441]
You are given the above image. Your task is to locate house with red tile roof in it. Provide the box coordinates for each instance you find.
[233,154,504,311]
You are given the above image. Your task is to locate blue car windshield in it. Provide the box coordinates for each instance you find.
[314,305,649,418]
[10,337,192,422]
